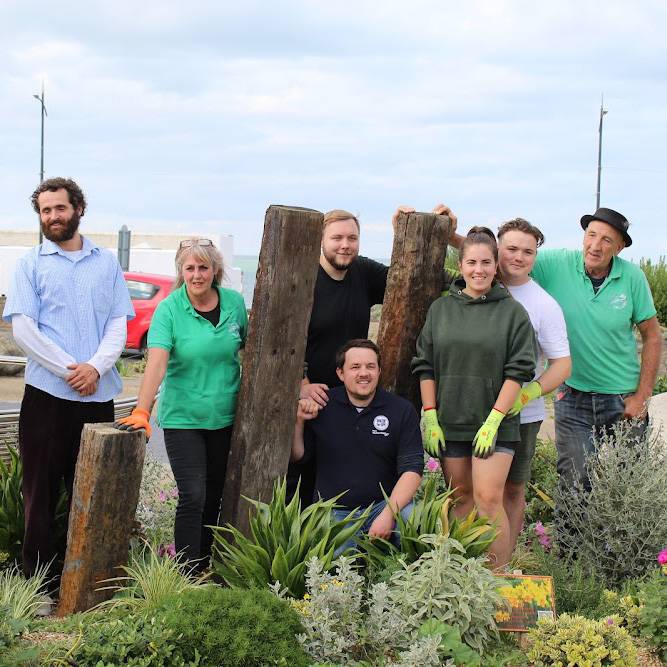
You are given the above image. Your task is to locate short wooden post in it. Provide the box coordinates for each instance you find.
[220,205,323,537]
[377,211,451,408]
[57,423,145,616]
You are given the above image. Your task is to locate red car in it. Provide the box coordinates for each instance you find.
[124,272,175,352]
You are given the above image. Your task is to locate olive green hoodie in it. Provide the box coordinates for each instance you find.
[411,279,537,442]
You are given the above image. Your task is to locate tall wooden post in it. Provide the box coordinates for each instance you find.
[377,212,451,408]
[57,424,145,616]
[220,205,323,536]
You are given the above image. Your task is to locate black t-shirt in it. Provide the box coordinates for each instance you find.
[303,387,423,509]
[305,256,388,388]
[194,301,220,326]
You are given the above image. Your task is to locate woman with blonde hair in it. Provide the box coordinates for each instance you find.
[116,237,247,571]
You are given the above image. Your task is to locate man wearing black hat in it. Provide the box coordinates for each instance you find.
[530,207,662,487]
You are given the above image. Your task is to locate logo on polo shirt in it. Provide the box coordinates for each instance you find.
[610,294,628,310]
[372,415,390,436]
[228,322,241,337]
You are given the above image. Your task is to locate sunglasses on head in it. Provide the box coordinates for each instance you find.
[179,238,214,248]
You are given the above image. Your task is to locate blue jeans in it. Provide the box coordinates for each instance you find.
[553,384,647,490]
[332,501,414,556]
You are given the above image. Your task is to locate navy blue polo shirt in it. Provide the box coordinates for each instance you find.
[303,386,423,510]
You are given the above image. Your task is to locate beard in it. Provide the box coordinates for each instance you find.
[41,210,81,243]
[322,248,358,272]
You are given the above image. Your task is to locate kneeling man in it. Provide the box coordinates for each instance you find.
[292,339,423,545]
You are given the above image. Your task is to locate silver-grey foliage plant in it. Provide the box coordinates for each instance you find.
[554,420,667,587]
[388,535,502,653]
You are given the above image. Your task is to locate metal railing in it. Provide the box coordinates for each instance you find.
[0,355,142,465]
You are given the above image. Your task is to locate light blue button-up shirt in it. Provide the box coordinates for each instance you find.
[2,236,135,402]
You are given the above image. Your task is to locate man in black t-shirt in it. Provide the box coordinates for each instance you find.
[292,339,423,546]
[288,208,409,505]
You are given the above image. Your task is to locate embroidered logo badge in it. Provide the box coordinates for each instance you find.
[373,415,389,431]
[610,294,628,310]
[228,322,240,337]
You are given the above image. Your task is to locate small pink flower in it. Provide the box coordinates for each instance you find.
[158,543,176,558]
[657,549,667,566]
[606,617,614,625]
[534,522,552,550]
[158,490,167,502]
[426,457,440,472]
[170,487,179,499]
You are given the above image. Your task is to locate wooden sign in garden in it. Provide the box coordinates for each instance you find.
[494,574,556,632]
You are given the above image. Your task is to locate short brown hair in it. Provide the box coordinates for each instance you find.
[497,218,545,248]
[323,209,360,231]
[31,177,87,216]
[335,339,381,370]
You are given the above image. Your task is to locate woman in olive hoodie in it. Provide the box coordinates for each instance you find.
[412,227,536,567]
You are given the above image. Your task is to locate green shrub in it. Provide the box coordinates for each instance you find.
[0,563,50,621]
[211,478,368,597]
[519,542,605,617]
[278,556,468,666]
[135,453,177,548]
[654,374,667,395]
[0,604,27,652]
[527,613,637,666]
[554,421,667,587]
[388,536,501,653]
[638,569,667,661]
[158,585,309,667]
[594,587,643,637]
[71,612,198,666]
[640,256,667,325]
[524,439,557,526]
[0,447,68,565]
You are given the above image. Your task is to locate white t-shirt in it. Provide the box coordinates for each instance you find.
[507,279,570,423]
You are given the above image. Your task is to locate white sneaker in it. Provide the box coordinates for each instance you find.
[35,594,55,617]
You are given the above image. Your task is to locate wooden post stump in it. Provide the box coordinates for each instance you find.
[57,423,145,616]
[377,211,451,408]
[220,205,323,537]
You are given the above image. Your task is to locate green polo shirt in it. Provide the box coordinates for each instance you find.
[532,249,656,394]
[148,284,248,429]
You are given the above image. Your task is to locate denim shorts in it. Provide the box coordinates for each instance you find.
[444,440,517,458]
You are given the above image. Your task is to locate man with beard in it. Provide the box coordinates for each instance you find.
[3,178,133,605]
[288,209,395,506]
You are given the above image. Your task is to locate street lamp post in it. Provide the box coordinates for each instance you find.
[33,82,48,243]
[596,95,607,209]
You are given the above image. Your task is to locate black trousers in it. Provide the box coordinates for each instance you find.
[163,426,232,569]
[18,384,114,579]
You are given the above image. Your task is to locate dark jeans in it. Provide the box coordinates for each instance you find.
[554,384,648,490]
[163,426,232,569]
[18,384,114,579]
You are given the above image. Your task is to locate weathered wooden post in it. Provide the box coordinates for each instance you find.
[220,205,323,537]
[57,424,145,616]
[377,211,451,408]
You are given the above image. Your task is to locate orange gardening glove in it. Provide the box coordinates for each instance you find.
[114,407,152,439]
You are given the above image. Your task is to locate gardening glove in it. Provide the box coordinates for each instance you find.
[114,407,152,439]
[472,408,505,459]
[421,408,445,457]
[507,380,542,417]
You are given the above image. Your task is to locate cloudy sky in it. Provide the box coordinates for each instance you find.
[1,1,665,261]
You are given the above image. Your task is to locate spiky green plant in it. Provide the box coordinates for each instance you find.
[211,478,369,598]
[357,476,497,574]
[95,541,203,612]
[0,447,68,565]
[0,562,51,620]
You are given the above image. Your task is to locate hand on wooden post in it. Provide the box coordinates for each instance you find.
[114,408,152,439]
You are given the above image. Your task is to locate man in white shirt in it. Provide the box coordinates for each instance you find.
[2,177,134,590]
[435,207,571,552]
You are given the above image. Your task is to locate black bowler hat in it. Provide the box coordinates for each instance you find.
[580,207,632,247]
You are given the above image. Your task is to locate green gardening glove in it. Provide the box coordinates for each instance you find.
[507,380,542,417]
[472,408,505,459]
[421,408,445,457]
